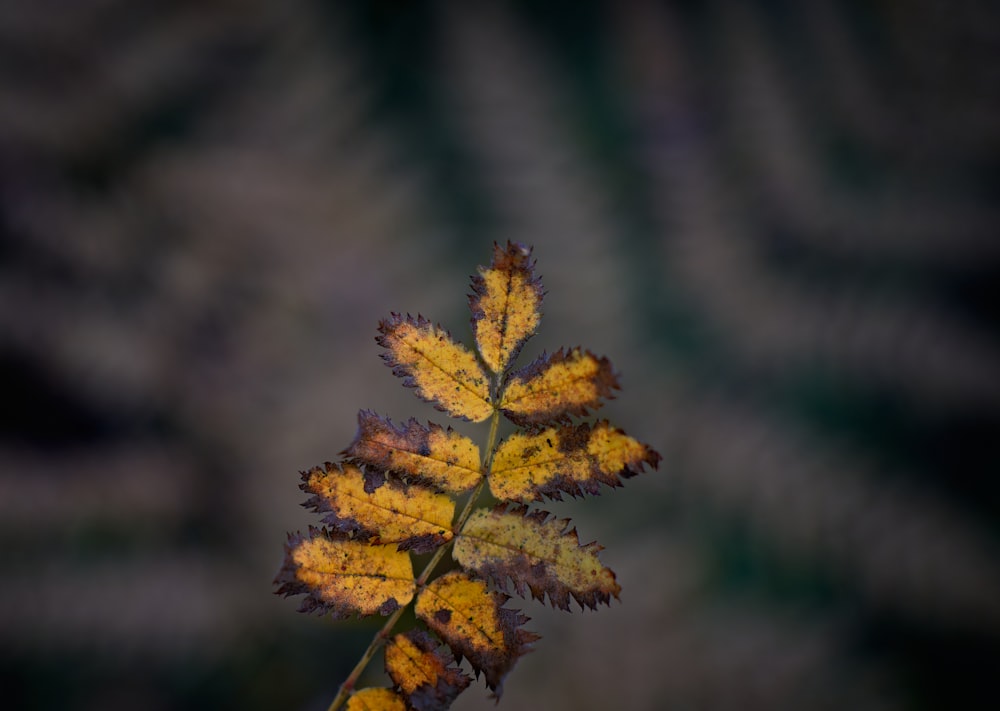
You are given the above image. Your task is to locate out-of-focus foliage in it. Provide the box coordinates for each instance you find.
[3,1,999,709]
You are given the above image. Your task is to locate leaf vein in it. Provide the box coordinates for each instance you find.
[406,339,488,403]
[342,488,449,529]
[422,585,505,649]
[460,530,566,570]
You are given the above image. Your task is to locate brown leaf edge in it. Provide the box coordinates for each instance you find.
[272,526,408,619]
[343,410,482,494]
[500,347,620,426]
[523,421,662,501]
[299,462,372,538]
[299,462,450,555]
[461,503,622,610]
[468,240,545,373]
[386,629,471,711]
[470,597,539,699]
[420,574,540,699]
[375,313,491,421]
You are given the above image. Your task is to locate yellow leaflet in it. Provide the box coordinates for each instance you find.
[345,411,482,494]
[415,572,538,695]
[453,505,620,610]
[345,688,406,711]
[301,462,454,553]
[275,529,414,618]
[499,348,618,425]
[377,314,492,422]
[470,241,543,374]
[490,421,660,501]
[415,573,502,656]
[384,630,470,706]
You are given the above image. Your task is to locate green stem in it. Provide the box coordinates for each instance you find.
[327,405,503,710]
[325,602,406,711]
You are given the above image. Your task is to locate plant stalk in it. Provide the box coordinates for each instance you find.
[326,405,502,710]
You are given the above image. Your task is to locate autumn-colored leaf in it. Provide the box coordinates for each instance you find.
[499,348,618,426]
[385,629,471,711]
[344,411,482,494]
[489,421,661,501]
[453,504,620,610]
[274,527,415,617]
[346,688,407,711]
[278,243,661,711]
[415,572,539,697]
[469,241,544,375]
[300,461,454,553]
[377,314,493,422]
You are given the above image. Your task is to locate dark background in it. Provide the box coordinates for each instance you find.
[2,1,999,709]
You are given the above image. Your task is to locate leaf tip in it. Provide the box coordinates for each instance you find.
[470,241,545,375]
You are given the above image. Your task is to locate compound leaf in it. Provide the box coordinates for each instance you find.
[385,629,471,711]
[415,572,539,697]
[344,410,482,494]
[301,462,454,553]
[377,314,493,422]
[499,348,618,426]
[453,504,620,610]
[469,241,544,375]
[274,527,414,617]
[490,421,661,501]
[346,688,407,711]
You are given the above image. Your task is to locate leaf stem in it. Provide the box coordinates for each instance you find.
[325,602,406,711]
[326,404,503,710]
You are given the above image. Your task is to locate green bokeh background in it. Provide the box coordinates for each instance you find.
[2,1,999,709]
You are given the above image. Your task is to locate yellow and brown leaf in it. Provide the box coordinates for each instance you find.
[274,527,415,617]
[345,688,407,711]
[301,461,454,553]
[469,241,544,375]
[414,571,539,697]
[344,410,482,494]
[490,421,661,501]
[499,348,618,426]
[277,243,663,709]
[453,504,620,610]
[385,629,471,711]
[377,313,492,422]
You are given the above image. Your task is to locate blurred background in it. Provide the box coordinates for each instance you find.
[2,1,999,709]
